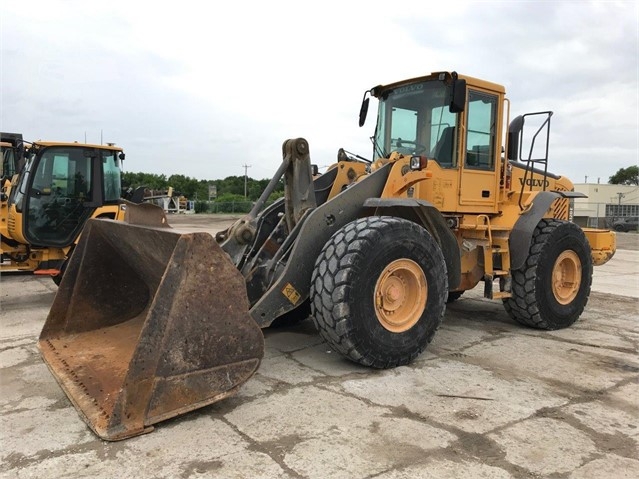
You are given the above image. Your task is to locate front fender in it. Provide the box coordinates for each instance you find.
[363,197,461,291]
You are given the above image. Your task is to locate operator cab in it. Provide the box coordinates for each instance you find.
[361,71,504,214]
[10,143,124,247]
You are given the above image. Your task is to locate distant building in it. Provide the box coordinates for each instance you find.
[572,183,638,228]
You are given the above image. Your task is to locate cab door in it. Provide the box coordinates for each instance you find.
[458,90,500,213]
[24,147,97,247]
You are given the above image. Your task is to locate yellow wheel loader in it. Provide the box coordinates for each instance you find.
[1,133,26,183]
[38,71,616,440]
[1,135,128,283]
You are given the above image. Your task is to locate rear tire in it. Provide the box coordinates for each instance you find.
[504,219,592,330]
[310,216,448,369]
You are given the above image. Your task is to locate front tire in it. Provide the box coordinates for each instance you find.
[504,219,592,330]
[310,216,448,369]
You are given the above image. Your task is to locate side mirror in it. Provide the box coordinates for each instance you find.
[449,78,466,113]
[358,92,370,127]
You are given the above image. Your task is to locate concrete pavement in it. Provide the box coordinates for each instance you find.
[0,227,637,479]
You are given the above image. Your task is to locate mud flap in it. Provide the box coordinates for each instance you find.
[38,218,264,441]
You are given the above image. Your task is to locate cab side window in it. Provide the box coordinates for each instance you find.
[465,91,497,170]
[429,106,457,168]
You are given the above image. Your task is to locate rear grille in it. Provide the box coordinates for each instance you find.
[552,198,569,220]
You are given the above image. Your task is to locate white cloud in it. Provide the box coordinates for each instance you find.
[1,0,637,183]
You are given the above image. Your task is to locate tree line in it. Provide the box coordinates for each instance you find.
[609,166,638,186]
[121,172,284,206]
[122,164,637,209]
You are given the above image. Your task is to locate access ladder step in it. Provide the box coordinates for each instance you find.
[483,273,512,300]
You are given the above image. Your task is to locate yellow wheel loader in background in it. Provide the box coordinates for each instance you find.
[1,134,128,283]
[1,133,26,183]
[38,71,616,441]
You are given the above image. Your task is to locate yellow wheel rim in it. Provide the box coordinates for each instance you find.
[374,259,427,332]
[551,250,582,305]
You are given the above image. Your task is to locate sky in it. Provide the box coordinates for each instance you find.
[1,0,637,183]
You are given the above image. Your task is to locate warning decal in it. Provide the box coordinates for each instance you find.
[282,283,301,305]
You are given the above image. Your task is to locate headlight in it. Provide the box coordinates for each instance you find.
[410,155,428,171]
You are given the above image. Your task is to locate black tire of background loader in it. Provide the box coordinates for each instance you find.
[310,216,448,369]
[52,267,64,286]
[447,291,465,303]
[503,219,593,330]
[52,248,73,286]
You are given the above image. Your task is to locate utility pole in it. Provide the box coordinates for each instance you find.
[242,164,252,198]
[616,192,626,220]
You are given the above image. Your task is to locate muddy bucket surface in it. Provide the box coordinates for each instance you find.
[38,219,264,441]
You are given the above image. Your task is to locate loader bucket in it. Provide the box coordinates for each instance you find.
[38,218,264,441]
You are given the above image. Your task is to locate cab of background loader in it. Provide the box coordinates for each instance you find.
[6,142,125,247]
[1,132,25,185]
[1,140,18,184]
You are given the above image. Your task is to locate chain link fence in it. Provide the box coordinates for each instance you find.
[574,201,639,228]
[195,200,276,214]
[192,200,638,231]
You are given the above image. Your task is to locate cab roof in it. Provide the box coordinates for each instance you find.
[371,71,506,98]
[31,141,123,151]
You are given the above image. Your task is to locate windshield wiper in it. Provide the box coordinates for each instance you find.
[371,135,387,160]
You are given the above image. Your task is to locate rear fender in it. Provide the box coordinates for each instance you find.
[510,190,587,270]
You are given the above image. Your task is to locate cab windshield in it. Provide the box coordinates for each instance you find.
[1,144,17,180]
[374,80,458,167]
[102,149,122,202]
[18,145,122,247]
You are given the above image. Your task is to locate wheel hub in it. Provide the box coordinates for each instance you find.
[374,259,427,332]
[551,250,582,305]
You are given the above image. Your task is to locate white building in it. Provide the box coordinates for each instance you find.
[572,183,638,228]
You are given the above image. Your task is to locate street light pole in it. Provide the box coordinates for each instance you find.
[243,163,251,198]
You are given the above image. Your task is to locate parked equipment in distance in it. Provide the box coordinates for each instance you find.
[1,135,128,283]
